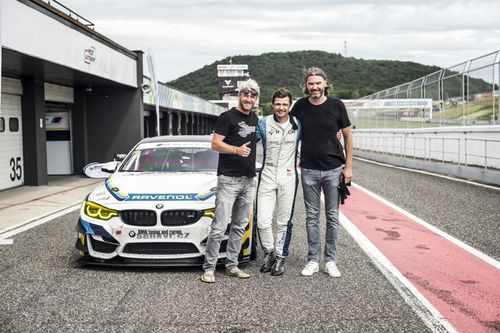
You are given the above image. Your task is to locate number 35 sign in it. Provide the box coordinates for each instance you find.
[9,157,22,181]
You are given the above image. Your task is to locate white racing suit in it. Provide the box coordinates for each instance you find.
[256,115,301,257]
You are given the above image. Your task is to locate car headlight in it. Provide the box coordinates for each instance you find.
[203,208,215,219]
[84,201,119,221]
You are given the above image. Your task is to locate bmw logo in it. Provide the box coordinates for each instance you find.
[156,203,164,209]
[129,231,136,238]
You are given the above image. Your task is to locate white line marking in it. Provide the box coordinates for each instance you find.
[0,238,14,245]
[308,168,455,332]
[0,202,81,239]
[340,211,458,333]
[352,182,500,270]
[354,156,500,191]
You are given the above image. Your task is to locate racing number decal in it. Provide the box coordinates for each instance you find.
[9,157,22,181]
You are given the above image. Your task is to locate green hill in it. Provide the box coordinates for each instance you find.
[168,50,441,107]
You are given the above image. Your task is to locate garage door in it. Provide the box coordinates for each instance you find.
[0,93,24,191]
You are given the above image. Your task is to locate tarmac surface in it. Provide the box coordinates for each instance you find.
[0,158,499,332]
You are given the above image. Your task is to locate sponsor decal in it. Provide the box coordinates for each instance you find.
[84,46,96,64]
[128,193,196,201]
[105,179,215,202]
[135,230,190,239]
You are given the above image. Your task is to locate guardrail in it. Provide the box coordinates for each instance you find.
[349,50,500,128]
[354,134,500,170]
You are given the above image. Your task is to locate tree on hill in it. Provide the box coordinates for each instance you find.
[168,50,442,109]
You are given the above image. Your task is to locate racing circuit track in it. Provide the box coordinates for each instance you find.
[0,159,499,332]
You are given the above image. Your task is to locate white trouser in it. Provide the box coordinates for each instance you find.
[257,175,297,257]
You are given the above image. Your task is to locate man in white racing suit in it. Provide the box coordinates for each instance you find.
[256,88,301,276]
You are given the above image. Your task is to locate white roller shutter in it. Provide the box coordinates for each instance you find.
[0,92,24,190]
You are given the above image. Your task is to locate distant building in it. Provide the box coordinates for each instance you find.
[210,64,259,111]
[217,64,249,99]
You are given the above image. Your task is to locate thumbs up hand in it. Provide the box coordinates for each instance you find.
[236,142,251,157]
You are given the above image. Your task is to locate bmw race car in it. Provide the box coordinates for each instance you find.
[76,135,257,266]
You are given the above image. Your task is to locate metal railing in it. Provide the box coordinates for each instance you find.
[42,0,95,29]
[350,50,500,128]
[354,135,500,170]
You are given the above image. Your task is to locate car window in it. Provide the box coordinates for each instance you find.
[119,147,218,172]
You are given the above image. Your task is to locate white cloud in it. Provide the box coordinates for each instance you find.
[60,0,500,81]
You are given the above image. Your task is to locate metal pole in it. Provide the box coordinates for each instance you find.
[464,138,467,166]
[442,138,445,163]
[462,73,465,125]
[485,140,488,170]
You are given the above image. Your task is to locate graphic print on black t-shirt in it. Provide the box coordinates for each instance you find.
[290,97,351,170]
[214,107,258,177]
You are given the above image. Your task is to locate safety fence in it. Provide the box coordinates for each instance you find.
[348,50,500,129]
[353,127,500,170]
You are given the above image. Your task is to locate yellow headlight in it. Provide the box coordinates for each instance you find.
[84,201,119,221]
[203,208,215,219]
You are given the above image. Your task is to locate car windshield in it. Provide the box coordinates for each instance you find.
[119,146,218,173]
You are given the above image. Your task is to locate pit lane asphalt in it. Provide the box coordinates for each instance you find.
[352,158,500,261]
[0,180,432,333]
[2,159,497,332]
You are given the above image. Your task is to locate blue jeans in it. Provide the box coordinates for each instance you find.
[301,166,343,263]
[202,175,256,272]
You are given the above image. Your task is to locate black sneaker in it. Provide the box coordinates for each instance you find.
[271,256,285,276]
[260,251,276,273]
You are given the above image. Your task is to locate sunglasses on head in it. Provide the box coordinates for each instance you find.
[240,88,258,97]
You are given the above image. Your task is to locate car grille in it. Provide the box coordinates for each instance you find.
[120,210,157,226]
[161,210,202,226]
[90,237,118,253]
[123,243,199,255]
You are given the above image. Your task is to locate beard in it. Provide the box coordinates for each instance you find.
[239,100,254,112]
[308,88,324,99]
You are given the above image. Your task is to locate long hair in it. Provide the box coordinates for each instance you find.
[303,67,330,96]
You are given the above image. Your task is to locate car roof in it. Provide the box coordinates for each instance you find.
[139,135,212,144]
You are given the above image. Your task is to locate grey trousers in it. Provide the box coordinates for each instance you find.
[301,166,343,263]
[202,175,256,272]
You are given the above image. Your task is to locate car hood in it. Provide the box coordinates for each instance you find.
[88,172,217,204]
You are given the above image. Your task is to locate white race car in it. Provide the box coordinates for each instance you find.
[76,135,257,266]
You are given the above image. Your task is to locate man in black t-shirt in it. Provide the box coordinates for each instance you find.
[290,67,353,278]
[201,79,260,283]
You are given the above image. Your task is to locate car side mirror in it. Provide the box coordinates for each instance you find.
[101,161,120,173]
[114,153,126,161]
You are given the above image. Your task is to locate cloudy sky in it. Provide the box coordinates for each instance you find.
[60,0,500,82]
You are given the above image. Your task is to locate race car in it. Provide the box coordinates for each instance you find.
[76,135,257,266]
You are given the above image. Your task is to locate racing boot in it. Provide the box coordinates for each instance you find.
[260,251,276,273]
[271,256,285,276]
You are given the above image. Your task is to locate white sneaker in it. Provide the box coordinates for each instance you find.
[325,261,341,278]
[300,261,319,276]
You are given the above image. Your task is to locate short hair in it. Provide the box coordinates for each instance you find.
[272,88,292,104]
[303,67,330,96]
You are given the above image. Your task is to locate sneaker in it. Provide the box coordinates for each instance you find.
[325,261,341,278]
[260,251,276,273]
[226,267,251,279]
[300,261,319,276]
[271,256,285,276]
